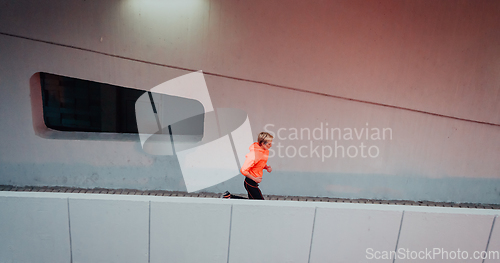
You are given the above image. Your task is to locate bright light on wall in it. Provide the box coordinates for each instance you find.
[122,0,208,18]
[118,0,209,59]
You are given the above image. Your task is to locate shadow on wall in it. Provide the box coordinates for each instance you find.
[0,155,187,193]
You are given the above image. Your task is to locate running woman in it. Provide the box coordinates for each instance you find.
[222,132,273,199]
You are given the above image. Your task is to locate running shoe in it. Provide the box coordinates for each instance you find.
[221,191,231,199]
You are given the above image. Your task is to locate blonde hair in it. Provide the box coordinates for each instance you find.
[257,132,274,146]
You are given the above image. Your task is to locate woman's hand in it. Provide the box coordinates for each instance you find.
[265,165,272,173]
[253,176,262,183]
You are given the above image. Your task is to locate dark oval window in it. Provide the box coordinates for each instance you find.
[40,72,145,133]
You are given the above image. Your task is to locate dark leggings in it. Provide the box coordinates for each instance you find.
[244,177,264,200]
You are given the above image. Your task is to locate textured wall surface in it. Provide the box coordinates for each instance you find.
[0,0,499,203]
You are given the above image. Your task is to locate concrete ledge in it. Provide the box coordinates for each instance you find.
[1,185,498,209]
[0,196,71,263]
[229,204,315,263]
[0,192,499,263]
[150,201,232,263]
[398,211,494,263]
[309,208,402,263]
[69,198,149,263]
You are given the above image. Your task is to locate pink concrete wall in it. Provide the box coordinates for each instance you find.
[0,0,499,203]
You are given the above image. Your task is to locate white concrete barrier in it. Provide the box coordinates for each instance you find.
[150,202,232,263]
[229,204,315,263]
[309,208,402,263]
[485,218,500,263]
[0,196,71,263]
[0,192,498,263]
[397,212,493,263]
[68,199,149,263]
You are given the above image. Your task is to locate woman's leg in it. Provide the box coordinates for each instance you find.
[229,194,247,199]
[244,177,264,200]
[222,191,247,199]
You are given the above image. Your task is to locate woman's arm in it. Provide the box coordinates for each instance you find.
[241,153,262,183]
